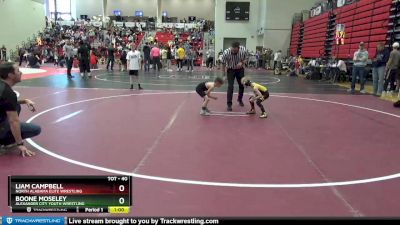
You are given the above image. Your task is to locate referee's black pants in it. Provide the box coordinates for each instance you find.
[227,68,244,106]
[66,57,73,77]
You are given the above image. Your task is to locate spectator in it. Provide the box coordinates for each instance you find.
[206,47,215,70]
[257,50,264,69]
[161,46,168,71]
[0,63,41,157]
[264,49,273,70]
[372,43,389,96]
[248,52,257,68]
[126,44,143,90]
[166,46,172,72]
[176,44,186,72]
[142,42,151,72]
[106,44,115,71]
[54,51,59,67]
[115,49,122,71]
[186,47,195,72]
[348,42,368,94]
[383,42,400,97]
[0,45,7,62]
[27,53,41,68]
[184,41,191,55]
[128,35,134,43]
[90,51,98,69]
[296,55,304,74]
[18,48,26,67]
[150,44,162,71]
[336,58,347,82]
[147,36,154,44]
[216,50,223,70]
[78,40,91,78]
[261,50,269,70]
[273,50,282,70]
[63,39,75,79]
[121,49,127,72]
[175,33,180,43]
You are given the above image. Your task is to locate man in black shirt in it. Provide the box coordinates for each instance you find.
[78,41,91,78]
[18,48,26,67]
[142,42,151,72]
[0,63,41,157]
[0,45,7,62]
[106,44,115,71]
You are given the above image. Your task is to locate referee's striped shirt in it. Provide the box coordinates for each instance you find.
[221,46,249,69]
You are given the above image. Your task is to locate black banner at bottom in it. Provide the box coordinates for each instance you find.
[66,218,400,225]
[3,217,400,225]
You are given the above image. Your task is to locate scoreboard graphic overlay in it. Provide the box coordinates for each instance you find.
[8,176,131,213]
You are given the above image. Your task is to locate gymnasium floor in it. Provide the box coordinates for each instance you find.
[1,66,400,217]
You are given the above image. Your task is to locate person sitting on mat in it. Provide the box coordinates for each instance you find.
[241,77,269,118]
[195,77,224,116]
[0,63,41,157]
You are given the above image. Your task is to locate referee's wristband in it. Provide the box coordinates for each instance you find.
[16,141,24,146]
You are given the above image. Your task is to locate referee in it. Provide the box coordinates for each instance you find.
[221,42,248,111]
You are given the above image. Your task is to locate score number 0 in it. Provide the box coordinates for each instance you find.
[107,177,129,205]
[119,184,125,205]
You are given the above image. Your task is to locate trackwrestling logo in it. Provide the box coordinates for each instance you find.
[1,217,64,225]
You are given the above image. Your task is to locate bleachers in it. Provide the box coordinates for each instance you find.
[180,33,190,41]
[301,13,329,58]
[289,22,302,56]
[135,32,145,47]
[155,32,174,45]
[181,32,204,66]
[290,0,392,60]
[154,31,204,66]
[332,0,391,59]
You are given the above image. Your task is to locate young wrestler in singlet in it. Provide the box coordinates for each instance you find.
[195,77,224,116]
[242,77,269,118]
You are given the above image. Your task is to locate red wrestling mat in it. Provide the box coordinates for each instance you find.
[21,67,83,80]
[2,87,400,216]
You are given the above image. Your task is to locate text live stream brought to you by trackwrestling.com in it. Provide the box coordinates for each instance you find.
[3,217,400,225]
[1,217,222,225]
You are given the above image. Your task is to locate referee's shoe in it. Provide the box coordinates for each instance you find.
[227,100,244,111]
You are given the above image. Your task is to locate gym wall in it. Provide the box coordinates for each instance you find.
[161,0,215,21]
[106,0,158,18]
[215,0,263,54]
[264,0,316,54]
[0,0,46,58]
[74,0,104,18]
